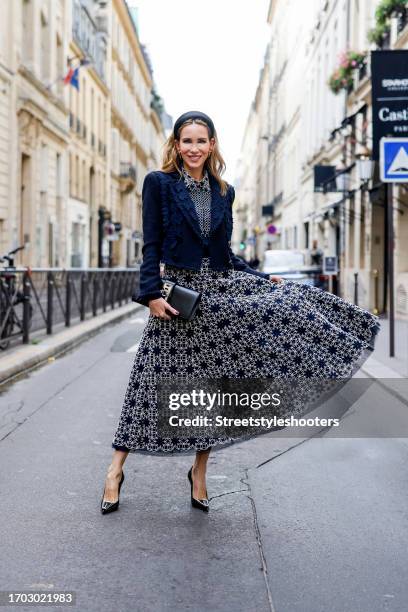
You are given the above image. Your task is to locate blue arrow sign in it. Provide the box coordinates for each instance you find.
[380,137,408,182]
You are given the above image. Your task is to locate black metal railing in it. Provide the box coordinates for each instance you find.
[0,267,140,349]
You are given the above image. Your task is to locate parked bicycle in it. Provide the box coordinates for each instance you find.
[0,245,33,350]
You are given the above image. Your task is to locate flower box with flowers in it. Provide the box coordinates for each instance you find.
[328,51,367,95]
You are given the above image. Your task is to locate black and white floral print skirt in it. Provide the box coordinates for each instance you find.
[112,258,381,455]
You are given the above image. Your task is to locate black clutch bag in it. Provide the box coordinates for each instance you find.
[161,279,202,321]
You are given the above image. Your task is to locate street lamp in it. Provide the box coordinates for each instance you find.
[356,153,376,184]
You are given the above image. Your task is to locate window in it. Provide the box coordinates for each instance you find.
[56,153,63,198]
[69,153,73,196]
[56,34,63,97]
[22,0,33,66]
[82,78,86,130]
[304,221,309,249]
[82,160,86,200]
[48,221,54,266]
[40,144,48,193]
[40,11,49,81]
[71,222,84,267]
[75,156,79,197]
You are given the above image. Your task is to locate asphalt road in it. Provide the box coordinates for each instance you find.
[0,311,407,612]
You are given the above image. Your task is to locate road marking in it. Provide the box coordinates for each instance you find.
[129,317,146,324]
[127,342,140,353]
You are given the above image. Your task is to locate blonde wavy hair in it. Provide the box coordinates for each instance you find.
[161,118,229,196]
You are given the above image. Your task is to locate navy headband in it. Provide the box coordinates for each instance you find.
[173,111,215,139]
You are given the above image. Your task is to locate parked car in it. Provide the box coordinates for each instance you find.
[262,249,321,286]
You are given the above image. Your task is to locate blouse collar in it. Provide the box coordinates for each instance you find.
[181,164,210,191]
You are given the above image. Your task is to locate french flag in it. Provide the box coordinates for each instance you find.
[63,66,79,90]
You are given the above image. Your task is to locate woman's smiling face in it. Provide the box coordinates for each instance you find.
[176,122,215,176]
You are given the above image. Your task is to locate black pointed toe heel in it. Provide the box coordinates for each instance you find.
[188,466,209,512]
[100,470,125,515]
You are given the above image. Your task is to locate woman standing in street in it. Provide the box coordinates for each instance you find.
[101,110,380,514]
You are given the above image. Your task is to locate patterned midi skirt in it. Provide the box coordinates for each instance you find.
[111,257,381,455]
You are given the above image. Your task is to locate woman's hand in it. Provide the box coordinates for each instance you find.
[148,297,179,320]
[268,274,284,283]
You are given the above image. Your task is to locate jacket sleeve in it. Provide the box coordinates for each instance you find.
[132,171,164,306]
[227,185,271,279]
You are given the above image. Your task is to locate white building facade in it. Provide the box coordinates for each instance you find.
[236,0,408,318]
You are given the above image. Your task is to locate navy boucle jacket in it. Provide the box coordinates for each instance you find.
[132,169,270,306]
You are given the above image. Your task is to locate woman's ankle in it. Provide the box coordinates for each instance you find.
[193,464,207,476]
[107,465,122,478]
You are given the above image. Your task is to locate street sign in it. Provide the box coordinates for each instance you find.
[380,137,408,182]
[371,50,408,160]
[323,256,338,275]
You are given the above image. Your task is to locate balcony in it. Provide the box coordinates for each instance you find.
[119,162,137,194]
[72,0,107,82]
